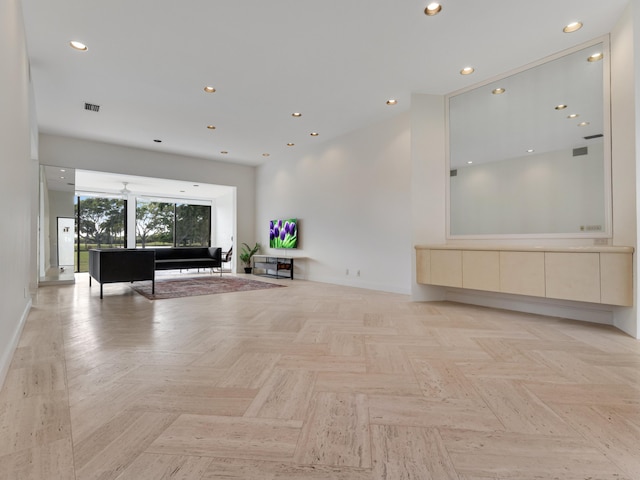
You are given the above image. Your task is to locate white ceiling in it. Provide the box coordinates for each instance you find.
[22,0,629,167]
[43,166,232,200]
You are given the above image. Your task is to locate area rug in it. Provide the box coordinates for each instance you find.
[131,276,285,300]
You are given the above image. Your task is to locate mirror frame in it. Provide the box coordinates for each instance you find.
[445,36,612,240]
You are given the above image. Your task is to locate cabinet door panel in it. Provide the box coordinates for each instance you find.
[416,249,430,285]
[600,253,633,306]
[545,252,600,303]
[463,251,499,292]
[430,250,462,287]
[500,252,545,297]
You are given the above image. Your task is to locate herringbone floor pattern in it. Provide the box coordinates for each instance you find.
[1,273,640,479]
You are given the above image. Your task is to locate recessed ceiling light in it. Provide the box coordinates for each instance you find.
[60,169,66,172]
[467,161,473,164]
[424,2,442,16]
[578,121,590,127]
[492,88,506,95]
[220,151,228,154]
[60,176,65,179]
[292,112,302,117]
[563,21,583,33]
[460,66,475,75]
[527,149,535,153]
[69,40,88,51]
[203,86,216,93]
[153,139,162,143]
[287,143,295,146]
[588,52,604,62]
[262,153,270,157]
[386,99,398,105]
[555,104,568,110]
[567,113,579,119]
[206,125,216,130]
[310,132,319,136]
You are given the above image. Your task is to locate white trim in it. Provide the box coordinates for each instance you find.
[0,299,31,390]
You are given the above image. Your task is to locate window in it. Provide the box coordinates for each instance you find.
[135,199,211,248]
[75,196,127,272]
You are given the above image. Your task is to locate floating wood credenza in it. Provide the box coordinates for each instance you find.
[415,245,634,307]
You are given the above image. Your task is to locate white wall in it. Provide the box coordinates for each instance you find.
[215,190,235,268]
[450,143,606,235]
[47,190,75,267]
[611,2,639,337]
[256,113,412,294]
[38,134,256,263]
[410,94,447,302]
[0,0,34,387]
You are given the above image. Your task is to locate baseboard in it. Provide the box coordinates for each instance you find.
[443,288,614,325]
[0,299,31,390]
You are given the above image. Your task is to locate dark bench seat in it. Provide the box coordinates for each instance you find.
[148,247,222,272]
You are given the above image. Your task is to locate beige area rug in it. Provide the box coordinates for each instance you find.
[131,275,285,300]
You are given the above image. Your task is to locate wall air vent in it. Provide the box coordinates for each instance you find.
[84,102,100,112]
[450,169,457,177]
[573,146,588,157]
[583,133,603,140]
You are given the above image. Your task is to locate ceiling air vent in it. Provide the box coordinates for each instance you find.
[573,146,588,157]
[84,102,100,112]
[450,169,458,177]
[583,133,603,140]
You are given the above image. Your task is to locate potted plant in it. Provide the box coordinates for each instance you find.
[239,242,260,273]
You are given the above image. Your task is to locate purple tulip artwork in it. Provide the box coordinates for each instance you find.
[269,218,298,248]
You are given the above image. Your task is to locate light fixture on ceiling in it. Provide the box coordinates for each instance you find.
[527,149,535,153]
[424,2,442,16]
[578,121,590,127]
[310,132,319,136]
[153,139,162,143]
[563,21,583,33]
[221,151,228,154]
[262,153,270,157]
[206,125,216,130]
[203,86,216,93]
[467,161,473,164]
[555,104,567,110]
[287,143,295,146]
[292,112,302,117]
[567,113,579,119]
[386,99,398,105]
[492,88,505,95]
[69,40,88,51]
[587,52,604,62]
[460,66,474,75]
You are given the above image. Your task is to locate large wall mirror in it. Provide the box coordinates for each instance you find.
[447,38,611,238]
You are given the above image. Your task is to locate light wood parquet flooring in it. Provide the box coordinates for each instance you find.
[1,273,640,479]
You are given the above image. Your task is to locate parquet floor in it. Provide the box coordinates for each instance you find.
[1,273,640,479]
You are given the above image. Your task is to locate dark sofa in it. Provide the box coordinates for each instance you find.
[148,247,222,272]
